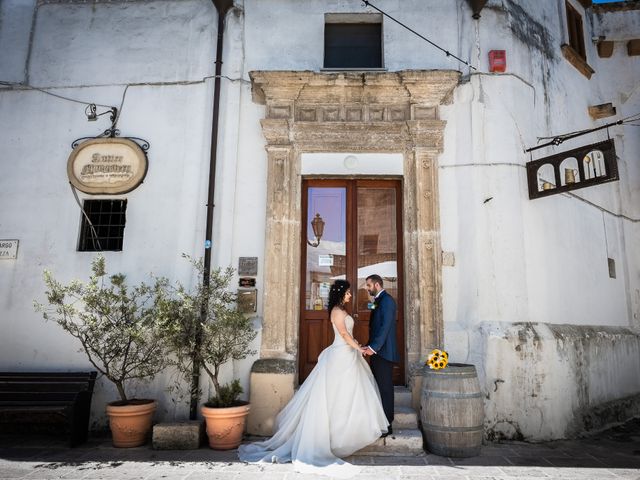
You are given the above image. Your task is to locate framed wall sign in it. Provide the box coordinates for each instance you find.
[238,257,258,276]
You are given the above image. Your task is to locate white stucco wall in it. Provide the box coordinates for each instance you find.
[1,0,639,439]
[0,0,228,426]
[437,0,640,439]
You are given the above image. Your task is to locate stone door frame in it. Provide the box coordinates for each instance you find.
[250,70,460,384]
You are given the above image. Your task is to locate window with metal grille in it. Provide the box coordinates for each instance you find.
[78,199,127,251]
[324,22,382,69]
[566,1,586,60]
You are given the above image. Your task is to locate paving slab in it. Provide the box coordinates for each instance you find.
[0,419,639,480]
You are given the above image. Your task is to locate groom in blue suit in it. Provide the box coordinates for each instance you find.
[363,274,399,437]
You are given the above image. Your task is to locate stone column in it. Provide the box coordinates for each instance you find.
[247,122,301,435]
[261,143,299,359]
[404,125,445,409]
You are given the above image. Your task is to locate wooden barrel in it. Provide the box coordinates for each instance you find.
[420,363,484,457]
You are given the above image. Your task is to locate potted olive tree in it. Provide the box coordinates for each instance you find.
[34,255,169,447]
[156,255,257,450]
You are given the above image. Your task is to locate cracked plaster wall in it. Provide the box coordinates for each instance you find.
[477,322,640,440]
[439,0,640,439]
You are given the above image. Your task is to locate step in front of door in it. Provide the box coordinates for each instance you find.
[392,405,418,429]
[353,428,424,456]
[394,386,412,409]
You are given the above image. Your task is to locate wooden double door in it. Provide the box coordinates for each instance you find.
[299,179,405,385]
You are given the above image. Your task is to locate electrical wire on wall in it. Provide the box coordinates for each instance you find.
[361,0,477,71]
[69,183,102,251]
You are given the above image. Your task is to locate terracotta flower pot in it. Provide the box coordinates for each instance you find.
[201,402,250,450]
[106,399,156,448]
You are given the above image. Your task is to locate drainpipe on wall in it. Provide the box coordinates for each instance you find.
[189,0,234,421]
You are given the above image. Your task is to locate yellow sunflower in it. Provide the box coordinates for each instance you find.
[425,349,449,370]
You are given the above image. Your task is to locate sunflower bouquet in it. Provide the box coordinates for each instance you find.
[426,348,448,370]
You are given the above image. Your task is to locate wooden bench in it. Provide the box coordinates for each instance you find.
[0,371,97,446]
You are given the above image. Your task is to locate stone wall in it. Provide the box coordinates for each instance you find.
[478,322,640,440]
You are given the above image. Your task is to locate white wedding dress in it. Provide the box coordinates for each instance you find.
[238,315,389,478]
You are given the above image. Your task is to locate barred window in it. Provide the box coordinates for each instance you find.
[78,199,127,252]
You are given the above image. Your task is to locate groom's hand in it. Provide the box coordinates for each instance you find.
[363,346,375,356]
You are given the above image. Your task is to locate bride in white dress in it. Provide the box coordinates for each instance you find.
[238,280,389,478]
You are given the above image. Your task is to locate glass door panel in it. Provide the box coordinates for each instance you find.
[305,187,346,311]
[353,184,403,383]
[300,182,349,382]
[355,187,398,307]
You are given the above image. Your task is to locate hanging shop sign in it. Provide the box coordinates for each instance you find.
[67,138,148,194]
[525,139,619,200]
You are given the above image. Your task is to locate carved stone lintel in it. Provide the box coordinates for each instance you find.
[400,70,461,106]
[251,70,460,109]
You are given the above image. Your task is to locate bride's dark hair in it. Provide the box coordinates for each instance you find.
[327,280,350,316]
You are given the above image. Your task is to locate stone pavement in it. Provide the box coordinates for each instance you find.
[0,419,639,480]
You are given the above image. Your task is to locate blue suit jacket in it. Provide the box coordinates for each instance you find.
[368,290,400,363]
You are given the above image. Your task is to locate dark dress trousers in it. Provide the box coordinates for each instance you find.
[368,290,399,426]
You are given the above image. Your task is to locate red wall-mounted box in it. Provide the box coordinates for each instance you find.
[489,50,506,72]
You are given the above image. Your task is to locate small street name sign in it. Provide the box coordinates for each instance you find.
[0,240,19,259]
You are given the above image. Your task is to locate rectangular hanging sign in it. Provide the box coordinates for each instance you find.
[526,139,618,200]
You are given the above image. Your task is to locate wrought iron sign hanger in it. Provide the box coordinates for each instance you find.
[72,103,150,151]
[525,118,624,153]
[68,103,151,196]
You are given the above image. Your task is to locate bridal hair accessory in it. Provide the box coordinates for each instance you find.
[331,283,348,294]
[426,349,448,370]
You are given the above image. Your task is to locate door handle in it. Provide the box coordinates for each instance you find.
[353,313,359,319]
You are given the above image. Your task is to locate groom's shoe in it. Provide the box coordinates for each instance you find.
[380,426,393,438]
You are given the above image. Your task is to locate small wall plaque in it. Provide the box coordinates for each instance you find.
[239,277,256,288]
[0,240,19,259]
[237,289,257,313]
[238,257,258,276]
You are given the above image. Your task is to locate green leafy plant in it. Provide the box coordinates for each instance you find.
[156,255,257,408]
[206,379,243,408]
[34,256,169,403]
